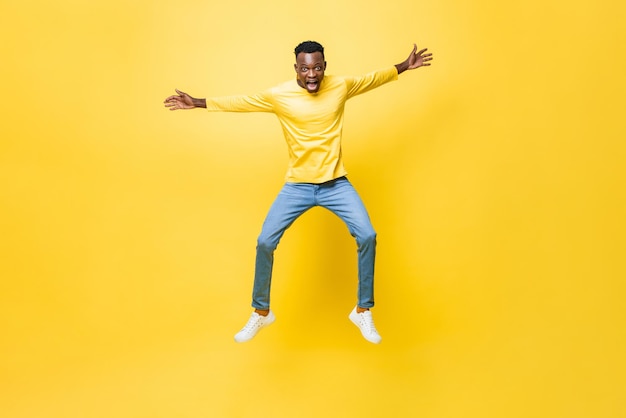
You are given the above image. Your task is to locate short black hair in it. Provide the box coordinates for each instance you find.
[294,41,324,59]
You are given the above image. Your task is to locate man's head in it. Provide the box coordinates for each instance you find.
[294,41,326,94]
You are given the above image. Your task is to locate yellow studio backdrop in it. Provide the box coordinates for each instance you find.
[1,0,624,417]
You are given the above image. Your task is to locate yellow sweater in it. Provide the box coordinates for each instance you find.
[206,66,399,183]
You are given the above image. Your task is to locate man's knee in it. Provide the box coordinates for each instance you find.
[357,229,377,247]
[257,234,278,253]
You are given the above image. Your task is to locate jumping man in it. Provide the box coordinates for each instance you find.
[164,40,433,344]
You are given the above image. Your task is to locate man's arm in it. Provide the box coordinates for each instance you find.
[395,44,433,75]
[344,43,433,99]
[164,89,273,113]
[164,89,206,110]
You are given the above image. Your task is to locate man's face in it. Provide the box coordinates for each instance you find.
[294,51,326,94]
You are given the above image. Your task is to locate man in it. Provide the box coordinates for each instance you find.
[164,40,433,344]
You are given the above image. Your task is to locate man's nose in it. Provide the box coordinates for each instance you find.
[307,69,316,78]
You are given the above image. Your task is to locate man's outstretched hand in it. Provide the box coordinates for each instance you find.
[164,89,205,110]
[395,44,433,75]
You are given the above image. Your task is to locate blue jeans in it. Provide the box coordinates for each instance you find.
[252,176,376,310]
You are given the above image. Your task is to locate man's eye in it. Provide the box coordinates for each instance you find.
[315,67,322,71]
[301,67,308,72]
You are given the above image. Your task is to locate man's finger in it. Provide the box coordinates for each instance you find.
[166,102,183,110]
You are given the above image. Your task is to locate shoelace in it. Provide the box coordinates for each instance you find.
[359,311,378,334]
[241,313,264,333]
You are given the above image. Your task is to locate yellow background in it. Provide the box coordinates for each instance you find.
[1,0,625,417]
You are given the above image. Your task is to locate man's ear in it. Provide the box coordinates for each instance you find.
[324,61,327,70]
[294,63,298,73]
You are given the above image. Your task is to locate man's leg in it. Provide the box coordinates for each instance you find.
[234,182,314,343]
[253,183,315,310]
[317,177,382,343]
[317,178,377,308]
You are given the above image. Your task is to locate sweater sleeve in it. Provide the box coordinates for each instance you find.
[205,89,274,113]
[344,66,399,100]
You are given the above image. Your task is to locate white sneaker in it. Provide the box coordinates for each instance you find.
[349,307,382,344]
[234,310,276,343]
